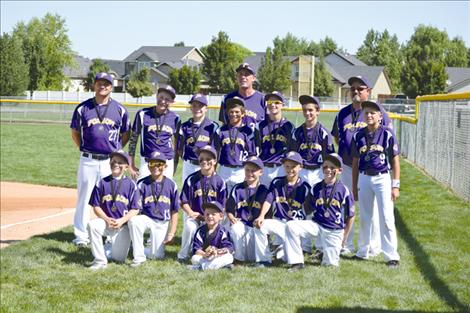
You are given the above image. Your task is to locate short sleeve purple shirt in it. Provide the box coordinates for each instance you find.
[292,122,335,167]
[219,90,266,128]
[216,124,256,167]
[256,118,295,165]
[179,118,219,162]
[192,224,234,255]
[137,176,179,221]
[226,182,269,227]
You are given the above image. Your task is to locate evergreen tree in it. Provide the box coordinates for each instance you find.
[0,33,29,96]
[168,65,201,94]
[84,59,111,91]
[313,55,334,97]
[126,68,154,98]
[257,47,291,93]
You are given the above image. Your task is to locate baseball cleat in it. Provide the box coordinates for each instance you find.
[177,258,189,264]
[89,263,107,270]
[130,261,144,268]
[186,264,202,271]
[253,261,272,268]
[287,263,305,272]
[386,260,400,268]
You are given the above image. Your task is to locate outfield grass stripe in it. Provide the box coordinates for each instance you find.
[1,208,74,230]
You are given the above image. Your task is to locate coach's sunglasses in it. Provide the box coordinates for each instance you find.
[350,87,367,92]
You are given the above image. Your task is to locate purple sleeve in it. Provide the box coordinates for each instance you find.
[89,184,101,207]
[220,228,234,253]
[321,128,335,154]
[70,106,80,130]
[388,130,400,157]
[218,97,227,124]
[345,191,355,218]
[217,178,227,207]
[225,186,237,214]
[129,182,141,210]
[180,177,191,204]
[246,129,256,156]
[331,115,339,138]
[171,183,180,213]
[120,107,130,133]
[350,133,359,158]
[192,228,204,253]
[131,111,142,134]
[264,182,276,204]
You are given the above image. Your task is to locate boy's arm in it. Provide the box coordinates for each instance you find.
[71,129,81,149]
[391,155,400,201]
[342,216,355,248]
[112,209,139,229]
[181,203,202,221]
[93,206,113,226]
[164,211,178,244]
[253,200,271,229]
[352,157,359,201]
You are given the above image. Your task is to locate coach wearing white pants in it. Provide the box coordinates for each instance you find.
[218,165,245,193]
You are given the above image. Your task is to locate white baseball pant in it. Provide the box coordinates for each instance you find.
[260,165,285,187]
[341,164,381,254]
[128,215,169,263]
[74,154,111,244]
[177,213,202,260]
[229,221,255,262]
[182,160,200,183]
[356,172,400,261]
[88,218,131,265]
[139,157,174,180]
[191,253,234,270]
[254,219,287,263]
[217,165,245,193]
[300,167,323,187]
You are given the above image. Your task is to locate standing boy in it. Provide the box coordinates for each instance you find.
[189,201,234,271]
[256,91,295,186]
[128,152,179,267]
[253,151,311,267]
[226,156,268,263]
[87,150,140,270]
[216,96,257,192]
[129,85,181,180]
[70,72,130,246]
[177,145,227,262]
[178,93,219,182]
[351,101,401,268]
[285,153,355,271]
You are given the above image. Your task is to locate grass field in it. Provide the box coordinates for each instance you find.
[1,122,469,313]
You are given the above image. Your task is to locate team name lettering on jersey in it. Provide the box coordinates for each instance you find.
[148,124,174,133]
[359,144,384,154]
[194,189,217,197]
[245,110,257,119]
[299,143,322,150]
[221,137,246,146]
[262,134,287,143]
[186,135,210,145]
[87,117,116,127]
[315,198,341,208]
[101,194,129,205]
[275,196,302,209]
[237,200,262,210]
[143,195,171,205]
[344,121,367,131]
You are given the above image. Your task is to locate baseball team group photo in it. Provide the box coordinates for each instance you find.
[1,2,469,312]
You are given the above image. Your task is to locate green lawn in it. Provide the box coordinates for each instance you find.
[1,122,469,313]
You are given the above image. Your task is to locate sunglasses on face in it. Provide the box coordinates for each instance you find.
[266,100,283,105]
[148,161,165,168]
[198,158,214,163]
[350,87,367,92]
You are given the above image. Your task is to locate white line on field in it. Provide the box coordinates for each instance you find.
[1,208,75,230]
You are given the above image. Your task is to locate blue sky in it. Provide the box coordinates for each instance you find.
[1,1,469,60]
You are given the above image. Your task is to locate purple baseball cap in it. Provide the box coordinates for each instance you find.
[226,96,245,109]
[95,72,113,85]
[147,151,167,163]
[109,150,130,165]
[324,153,343,168]
[361,101,381,112]
[243,156,264,170]
[189,93,208,106]
[202,201,224,213]
[197,145,218,160]
[157,84,176,99]
[348,76,371,88]
[265,91,286,103]
[282,151,303,165]
[236,63,256,75]
[299,95,320,109]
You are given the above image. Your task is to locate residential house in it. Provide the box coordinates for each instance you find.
[446,67,470,93]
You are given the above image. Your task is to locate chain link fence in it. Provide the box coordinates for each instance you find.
[394,98,470,201]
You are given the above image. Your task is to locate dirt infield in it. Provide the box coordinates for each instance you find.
[1,182,77,248]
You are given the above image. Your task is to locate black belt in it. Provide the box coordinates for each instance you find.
[304,164,320,170]
[221,163,243,169]
[360,170,389,176]
[264,163,279,168]
[82,152,109,160]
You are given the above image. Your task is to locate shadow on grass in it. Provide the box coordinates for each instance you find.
[394,207,469,313]
[33,229,75,243]
[297,308,458,313]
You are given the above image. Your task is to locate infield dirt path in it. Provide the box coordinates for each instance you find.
[1,182,77,248]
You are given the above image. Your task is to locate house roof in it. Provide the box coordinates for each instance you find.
[123,46,203,63]
[325,51,367,66]
[445,67,470,90]
[327,64,386,87]
[102,59,126,78]
[243,52,266,73]
[64,55,92,78]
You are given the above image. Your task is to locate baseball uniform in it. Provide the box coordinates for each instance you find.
[177,171,227,260]
[226,182,269,262]
[130,107,181,180]
[351,124,400,262]
[70,97,130,245]
[129,176,179,264]
[219,90,266,130]
[88,175,140,266]
[191,223,234,270]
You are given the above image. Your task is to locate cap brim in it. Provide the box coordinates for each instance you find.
[299,95,319,106]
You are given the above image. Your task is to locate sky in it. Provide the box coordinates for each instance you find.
[1,1,469,61]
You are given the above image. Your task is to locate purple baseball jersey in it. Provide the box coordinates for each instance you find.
[131,107,181,159]
[351,125,400,173]
[331,103,392,167]
[264,177,311,221]
[137,176,179,221]
[219,90,266,128]
[311,180,355,230]
[89,175,140,219]
[179,118,219,162]
[292,122,335,168]
[255,118,295,165]
[70,98,130,154]
[180,171,227,215]
[192,224,234,255]
[226,182,269,227]
[215,124,256,167]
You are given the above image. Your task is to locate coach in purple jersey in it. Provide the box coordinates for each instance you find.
[256,91,295,186]
[331,75,391,254]
[216,96,257,193]
[129,85,181,180]
[70,72,131,247]
[351,101,400,268]
[87,150,140,270]
[219,63,266,130]
[178,93,219,182]
[128,152,179,267]
[226,156,268,262]
[177,145,227,262]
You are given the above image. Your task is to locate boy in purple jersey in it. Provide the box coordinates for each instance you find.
[178,93,219,182]
[87,150,140,270]
[70,72,131,247]
[219,63,266,130]
[129,85,181,180]
[226,156,268,263]
[128,152,179,267]
[331,75,391,255]
[285,153,355,271]
[255,91,295,187]
[177,145,227,263]
[188,201,234,270]
[216,97,257,193]
[293,95,335,186]
[351,101,401,268]
[253,152,311,267]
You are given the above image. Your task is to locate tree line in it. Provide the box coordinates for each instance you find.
[1,13,469,99]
